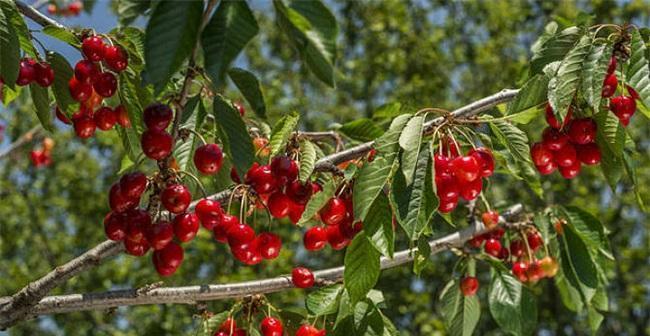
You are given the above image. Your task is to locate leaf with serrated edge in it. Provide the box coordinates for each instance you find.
[399,115,425,185]
[298,139,317,183]
[488,269,537,335]
[594,110,625,157]
[338,118,384,142]
[344,234,381,305]
[401,146,436,241]
[47,52,79,116]
[29,84,54,132]
[530,26,582,74]
[269,113,299,158]
[298,179,335,225]
[197,311,229,336]
[306,284,343,316]
[3,1,37,57]
[581,41,613,110]
[440,279,480,336]
[626,29,650,118]
[228,68,266,119]
[42,26,80,47]
[363,192,394,257]
[213,96,255,178]
[506,74,549,115]
[0,3,21,89]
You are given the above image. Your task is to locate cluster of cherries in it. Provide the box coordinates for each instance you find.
[46,1,82,16]
[64,35,129,138]
[30,137,55,168]
[212,312,325,336]
[434,138,495,213]
[603,56,639,126]
[15,57,54,87]
[530,104,601,179]
[302,190,363,252]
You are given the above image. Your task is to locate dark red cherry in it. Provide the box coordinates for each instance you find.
[173,212,199,242]
[296,324,324,336]
[104,212,126,241]
[576,143,601,165]
[213,215,237,243]
[554,143,577,167]
[541,127,568,151]
[16,58,36,86]
[291,267,314,288]
[626,85,640,100]
[545,103,572,129]
[72,114,96,138]
[104,45,128,72]
[155,241,184,268]
[320,197,347,226]
[326,224,350,250]
[610,95,636,121]
[74,60,98,83]
[288,201,306,224]
[435,174,459,201]
[193,144,223,175]
[601,74,618,98]
[460,276,479,296]
[450,155,480,182]
[304,226,327,251]
[218,318,237,334]
[245,164,277,194]
[109,183,138,212]
[93,106,117,130]
[468,147,494,177]
[559,160,581,179]
[339,220,363,240]
[69,77,93,102]
[152,251,177,276]
[115,105,131,128]
[434,153,452,177]
[260,316,283,336]
[512,261,529,282]
[509,239,524,258]
[257,232,282,259]
[119,171,147,199]
[93,72,117,97]
[437,195,458,213]
[286,180,313,205]
[268,192,292,218]
[82,36,105,61]
[527,260,545,283]
[124,208,151,242]
[527,231,543,251]
[531,142,553,166]
[143,103,173,130]
[227,223,255,246]
[195,198,223,230]
[56,107,71,124]
[124,237,150,256]
[536,160,557,175]
[459,178,482,201]
[34,62,54,87]
[141,129,172,160]
[567,118,597,145]
[607,56,617,74]
[270,155,298,184]
[484,238,501,257]
[161,184,191,214]
[145,221,174,250]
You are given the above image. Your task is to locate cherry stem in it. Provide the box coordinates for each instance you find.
[520,229,534,262]
[467,257,476,277]
[185,128,208,146]
[454,126,476,150]
[177,170,208,199]
[480,193,491,212]
[446,129,461,153]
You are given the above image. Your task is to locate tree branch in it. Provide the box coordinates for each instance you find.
[0,125,43,161]
[2,204,524,319]
[14,0,66,29]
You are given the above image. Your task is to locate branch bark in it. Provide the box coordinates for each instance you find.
[0,125,43,161]
[2,205,524,319]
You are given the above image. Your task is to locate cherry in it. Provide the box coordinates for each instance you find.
[607,56,617,74]
[527,231,543,251]
[141,129,172,160]
[512,261,529,282]
[460,276,479,296]
[194,144,223,175]
[509,239,524,258]
[498,246,510,260]
[227,223,255,246]
[72,114,96,138]
[124,237,150,256]
[339,220,363,240]
[245,164,277,194]
[230,167,242,183]
[74,60,98,83]
[69,77,93,102]
[567,118,596,145]
[16,58,36,86]
[143,103,173,130]
[104,45,128,72]
[173,212,199,242]
[601,73,618,98]
[539,256,559,277]
[467,235,485,248]
[257,232,282,259]
[161,184,191,214]
[434,153,452,177]
[109,183,137,212]
[554,143,577,167]
[115,105,131,128]
[545,103,573,129]
[468,147,494,177]
[93,72,117,97]
[47,4,56,14]
[459,178,482,201]
[155,241,184,268]
[449,155,480,182]
[526,260,545,283]
[437,195,458,213]
[435,174,459,201]
[268,192,292,218]
[146,221,174,250]
[320,197,347,226]
[531,142,553,166]
[288,201,306,224]
[34,62,54,87]
[541,127,568,151]
[558,160,581,179]
[253,137,270,157]
[231,240,263,265]
[234,101,245,116]
[93,106,117,130]
[125,209,151,242]
[104,212,126,241]
[481,210,499,229]
[627,85,640,100]
[296,324,324,336]
[260,316,283,336]
[152,252,177,277]
[304,227,327,251]
[56,107,71,124]
[291,267,314,288]
[270,155,298,184]
[576,143,601,165]
[441,136,460,157]
[484,238,502,258]
[490,227,505,240]
[219,318,237,334]
[326,225,349,250]
[82,36,105,61]
[119,171,147,199]
[68,1,82,15]
[286,180,313,204]
[195,198,223,230]
[610,95,636,121]
[536,160,557,175]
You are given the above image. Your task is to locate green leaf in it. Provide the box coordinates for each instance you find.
[530,25,582,74]
[42,26,80,47]
[413,236,431,276]
[116,126,142,162]
[506,74,549,115]
[269,113,299,158]
[594,110,625,157]
[273,0,338,86]
[228,68,266,119]
[175,96,206,172]
[306,284,343,316]
[372,102,403,119]
[554,265,584,312]
[144,0,203,93]
[29,84,54,132]
[440,279,480,336]
[197,311,229,336]
[1,0,37,57]
[353,114,411,222]
[338,118,384,142]
[533,211,552,245]
[344,234,381,305]
[298,139,317,183]
[547,34,593,124]
[559,227,598,304]
[581,41,613,110]
[0,1,21,89]
[363,192,395,258]
[488,270,537,336]
[559,206,608,251]
[587,306,604,333]
[489,120,533,164]
[400,147,436,241]
[47,52,79,116]
[202,0,259,87]
[399,115,425,185]
[214,96,255,178]
[626,29,650,118]
[118,70,146,134]
[623,152,646,211]
[117,0,151,26]
[298,179,335,225]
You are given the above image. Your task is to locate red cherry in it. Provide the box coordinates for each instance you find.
[326,225,350,250]
[219,318,237,333]
[93,106,117,130]
[260,316,283,336]
[270,155,299,184]
[512,261,529,282]
[468,147,494,177]
[607,56,617,74]
[141,129,173,160]
[296,324,324,336]
[257,232,282,259]
[69,77,93,102]
[541,127,568,151]
[460,276,479,296]
[68,1,82,15]
[227,223,255,246]
[434,153,452,177]
[124,208,151,242]
[536,160,557,175]
[527,260,545,283]
[545,103,572,129]
[145,221,174,250]
[104,212,126,241]
[34,62,54,87]
[56,107,71,124]
[152,251,177,276]
[576,143,601,165]
[230,167,241,183]
[72,114,96,138]
[527,231,543,251]
[143,103,173,130]
[441,136,460,157]
[554,142,577,167]
[213,216,235,243]
[510,239,524,258]
[531,142,553,166]
[245,164,277,194]
[320,197,348,226]
[481,210,499,229]
[93,72,117,97]
[173,212,199,242]
[194,144,223,175]
[233,101,246,116]
[497,246,510,260]
[559,160,581,179]
[109,183,137,212]
[291,267,314,288]
[155,241,184,268]
[459,178,482,201]
[195,199,223,230]
[435,174,459,201]
[286,180,313,204]
[304,227,327,251]
[268,192,292,218]
[288,201,306,224]
[449,155,480,182]
[74,60,98,82]
[467,234,485,248]
[231,240,263,265]
[16,58,36,86]
[82,36,105,61]
[338,219,362,240]
[601,74,618,98]
[484,238,501,257]
[567,118,597,145]
[437,195,458,213]
[119,172,147,199]
[124,237,150,256]
[490,227,505,240]
[115,105,131,128]
[104,45,128,72]
[626,85,640,100]
[161,184,191,214]
[610,95,636,121]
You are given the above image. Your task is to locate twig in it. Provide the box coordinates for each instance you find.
[14,0,66,29]
[0,125,43,161]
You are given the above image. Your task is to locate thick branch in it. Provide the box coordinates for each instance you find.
[0,125,43,161]
[2,204,524,318]
[14,0,66,29]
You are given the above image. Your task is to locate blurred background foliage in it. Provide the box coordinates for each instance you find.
[1,0,649,335]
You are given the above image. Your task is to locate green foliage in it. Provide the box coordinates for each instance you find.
[29,84,53,132]
[440,279,481,336]
[228,68,266,119]
[626,29,650,118]
[268,112,299,158]
[213,96,255,178]
[488,270,537,335]
[0,0,21,89]
[344,234,381,305]
[47,51,79,116]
